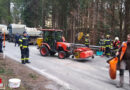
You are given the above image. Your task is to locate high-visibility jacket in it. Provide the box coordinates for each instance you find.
[19,36,29,48]
[99,39,105,47]
[85,37,89,45]
[104,39,112,48]
[113,40,120,50]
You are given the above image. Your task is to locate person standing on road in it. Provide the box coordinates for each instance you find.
[85,34,90,47]
[99,35,105,56]
[15,33,20,47]
[116,34,130,88]
[0,32,3,53]
[19,31,30,64]
[113,37,120,55]
[104,35,112,58]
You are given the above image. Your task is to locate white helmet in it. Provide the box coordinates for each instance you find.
[115,37,119,40]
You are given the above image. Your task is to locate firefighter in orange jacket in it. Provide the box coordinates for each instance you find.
[116,34,130,88]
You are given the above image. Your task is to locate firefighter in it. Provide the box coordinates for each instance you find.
[0,32,3,53]
[113,37,120,53]
[116,34,130,88]
[19,31,30,64]
[104,35,112,57]
[85,34,90,47]
[99,35,105,56]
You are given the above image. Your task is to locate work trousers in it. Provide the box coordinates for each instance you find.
[85,44,89,47]
[119,60,130,76]
[21,47,29,61]
[0,43,3,53]
[105,47,111,56]
[15,40,19,46]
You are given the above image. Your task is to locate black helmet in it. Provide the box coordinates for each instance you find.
[23,31,27,34]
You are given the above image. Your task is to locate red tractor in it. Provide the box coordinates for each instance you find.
[39,29,71,59]
[39,29,94,59]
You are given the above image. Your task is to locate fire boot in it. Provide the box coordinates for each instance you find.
[21,60,25,64]
[25,60,30,64]
[116,76,124,88]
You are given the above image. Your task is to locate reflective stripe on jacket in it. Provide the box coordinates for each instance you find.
[85,38,89,45]
[19,36,29,48]
[104,39,112,48]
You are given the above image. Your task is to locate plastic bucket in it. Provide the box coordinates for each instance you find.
[8,78,21,88]
[96,51,103,56]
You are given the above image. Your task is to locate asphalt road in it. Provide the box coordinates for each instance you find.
[4,42,129,90]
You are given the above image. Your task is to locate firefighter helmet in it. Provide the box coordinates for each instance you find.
[23,31,27,34]
[86,34,89,37]
[106,35,110,38]
[115,37,119,41]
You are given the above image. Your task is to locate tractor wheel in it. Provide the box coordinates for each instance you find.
[50,51,56,56]
[40,46,49,56]
[58,51,66,59]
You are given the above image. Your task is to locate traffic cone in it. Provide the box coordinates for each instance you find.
[0,77,3,88]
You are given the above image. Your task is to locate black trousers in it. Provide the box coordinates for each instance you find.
[85,44,89,47]
[21,48,29,61]
[105,47,111,56]
[15,40,19,46]
[0,43,3,53]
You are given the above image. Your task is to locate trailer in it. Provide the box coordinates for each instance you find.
[8,24,41,44]
[25,27,41,44]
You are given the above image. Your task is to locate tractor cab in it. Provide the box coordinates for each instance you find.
[39,29,71,59]
[43,29,63,49]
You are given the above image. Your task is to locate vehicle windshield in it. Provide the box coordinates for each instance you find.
[55,31,63,42]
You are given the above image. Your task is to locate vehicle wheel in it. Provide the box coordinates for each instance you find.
[58,51,66,59]
[50,51,56,56]
[40,46,49,56]
[92,55,94,59]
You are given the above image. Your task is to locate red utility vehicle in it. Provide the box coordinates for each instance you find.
[39,29,71,59]
[39,29,94,59]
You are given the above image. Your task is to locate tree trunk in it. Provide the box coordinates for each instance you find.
[124,0,130,40]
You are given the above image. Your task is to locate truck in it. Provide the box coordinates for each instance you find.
[0,24,9,39]
[25,27,41,44]
[8,24,41,44]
